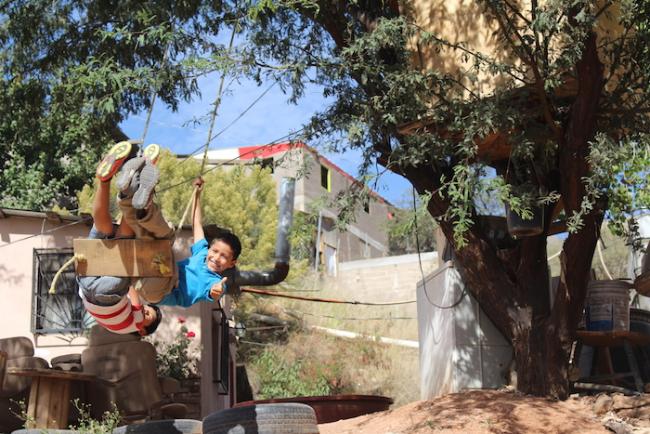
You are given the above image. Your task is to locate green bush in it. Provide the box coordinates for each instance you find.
[252,350,334,399]
[147,316,199,380]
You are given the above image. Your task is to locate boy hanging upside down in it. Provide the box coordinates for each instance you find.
[78,141,241,335]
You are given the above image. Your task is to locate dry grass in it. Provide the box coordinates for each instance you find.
[236,271,421,407]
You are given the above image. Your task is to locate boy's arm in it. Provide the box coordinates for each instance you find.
[192,177,205,242]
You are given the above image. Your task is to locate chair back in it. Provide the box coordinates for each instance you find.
[81,325,163,419]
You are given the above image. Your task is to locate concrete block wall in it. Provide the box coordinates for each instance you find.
[299,252,438,341]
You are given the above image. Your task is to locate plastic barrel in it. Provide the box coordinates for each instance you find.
[585,280,632,331]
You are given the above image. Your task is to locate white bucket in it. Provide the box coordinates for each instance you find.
[586,280,631,331]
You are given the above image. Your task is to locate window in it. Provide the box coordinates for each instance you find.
[32,248,91,335]
[363,200,370,214]
[320,165,331,191]
[260,158,274,173]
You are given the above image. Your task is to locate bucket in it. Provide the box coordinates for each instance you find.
[505,204,544,237]
[585,280,631,331]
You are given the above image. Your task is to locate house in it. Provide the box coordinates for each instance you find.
[190,142,395,273]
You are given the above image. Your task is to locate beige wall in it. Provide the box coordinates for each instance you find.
[407,0,626,97]
[0,211,201,363]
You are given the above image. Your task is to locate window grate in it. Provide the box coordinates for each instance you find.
[32,248,93,335]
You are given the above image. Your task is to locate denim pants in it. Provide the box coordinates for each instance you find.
[77,225,131,306]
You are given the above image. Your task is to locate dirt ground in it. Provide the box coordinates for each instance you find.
[318,389,649,434]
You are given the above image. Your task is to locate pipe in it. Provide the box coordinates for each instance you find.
[314,210,322,270]
[227,178,295,295]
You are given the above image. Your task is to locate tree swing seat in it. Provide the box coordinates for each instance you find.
[73,238,174,277]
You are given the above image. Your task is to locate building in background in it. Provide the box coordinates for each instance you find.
[191,142,395,273]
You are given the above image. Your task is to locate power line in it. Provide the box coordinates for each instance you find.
[412,187,466,309]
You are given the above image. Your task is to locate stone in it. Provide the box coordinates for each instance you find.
[593,394,613,415]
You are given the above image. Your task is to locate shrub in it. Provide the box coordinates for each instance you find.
[252,349,333,399]
[147,316,199,380]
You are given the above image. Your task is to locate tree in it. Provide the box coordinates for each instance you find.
[4,0,650,398]
[240,0,650,398]
[386,192,437,255]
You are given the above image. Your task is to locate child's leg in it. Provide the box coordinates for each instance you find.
[93,179,135,239]
[92,181,114,235]
[133,276,176,304]
[136,202,174,239]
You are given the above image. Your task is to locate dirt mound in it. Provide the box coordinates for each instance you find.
[318,389,611,434]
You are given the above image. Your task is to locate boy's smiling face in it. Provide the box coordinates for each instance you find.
[206,240,237,274]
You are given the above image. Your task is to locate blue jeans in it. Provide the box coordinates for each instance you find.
[77,225,131,306]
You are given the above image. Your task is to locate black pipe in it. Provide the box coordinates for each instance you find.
[226,178,295,296]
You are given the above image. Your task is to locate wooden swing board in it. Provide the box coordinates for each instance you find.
[73,239,174,277]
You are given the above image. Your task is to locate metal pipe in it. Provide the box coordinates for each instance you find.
[227,178,295,295]
[314,210,322,270]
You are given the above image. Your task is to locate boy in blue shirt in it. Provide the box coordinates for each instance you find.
[156,177,241,307]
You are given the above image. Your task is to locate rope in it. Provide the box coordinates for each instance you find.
[241,287,416,306]
[49,254,86,294]
[174,19,239,232]
[199,21,238,175]
[597,239,614,280]
[412,187,466,309]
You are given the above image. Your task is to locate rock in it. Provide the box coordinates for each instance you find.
[602,412,635,434]
[611,394,650,412]
[594,394,613,415]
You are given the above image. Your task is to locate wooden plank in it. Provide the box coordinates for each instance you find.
[74,239,174,277]
[26,377,39,428]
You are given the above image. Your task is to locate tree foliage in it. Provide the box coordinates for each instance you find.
[0,0,238,210]
[386,191,437,255]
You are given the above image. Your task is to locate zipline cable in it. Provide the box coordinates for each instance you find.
[241,287,415,306]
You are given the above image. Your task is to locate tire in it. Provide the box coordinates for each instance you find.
[12,430,79,434]
[203,403,319,434]
[111,419,202,434]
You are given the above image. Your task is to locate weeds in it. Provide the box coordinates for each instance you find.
[71,399,121,434]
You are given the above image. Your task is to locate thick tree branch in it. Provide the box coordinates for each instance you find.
[555,29,605,332]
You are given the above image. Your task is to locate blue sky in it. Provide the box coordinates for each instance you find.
[120,74,413,206]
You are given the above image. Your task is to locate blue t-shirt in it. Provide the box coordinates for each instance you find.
[158,238,224,307]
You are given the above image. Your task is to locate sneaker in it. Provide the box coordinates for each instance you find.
[118,169,140,199]
[132,162,160,210]
[117,143,161,192]
[116,156,145,192]
[96,141,133,182]
[143,143,161,165]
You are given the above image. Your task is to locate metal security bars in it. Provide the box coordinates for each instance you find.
[32,248,92,335]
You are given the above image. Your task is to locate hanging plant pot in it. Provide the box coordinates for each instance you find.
[505,203,545,237]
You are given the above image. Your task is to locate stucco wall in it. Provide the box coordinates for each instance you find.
[0,212,201,363]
